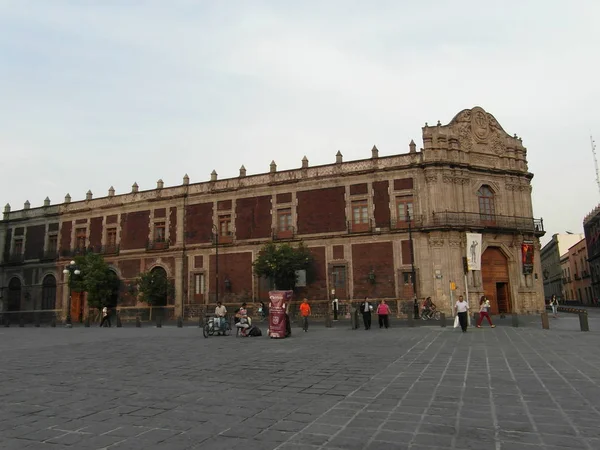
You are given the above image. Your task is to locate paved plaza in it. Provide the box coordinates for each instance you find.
[1,316,600,450]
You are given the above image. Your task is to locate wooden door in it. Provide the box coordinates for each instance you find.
[496,282,511,314]
[71,291,84,322]
[401,271,414,299]
[481,247,510,315]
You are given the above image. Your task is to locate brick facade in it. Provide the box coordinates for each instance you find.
[0,106,546,320]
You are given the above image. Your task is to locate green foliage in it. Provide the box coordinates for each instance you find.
[70,252,120,310]
[253,242,315,291]
[136,269,174,307]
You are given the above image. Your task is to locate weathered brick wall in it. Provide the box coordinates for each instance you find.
[24,224,45,259]
[352,242,395,299]
[89,217,103,249]
[59,221,72,253]
[119,259,141,279]
[299,246,327,300]
[209,252,253,300]
[235,195,272,240]
[373,180,390,227]
[169,207,177,244]
[185,202,213,244]
[120,211,149,250]
[297,187,346,234]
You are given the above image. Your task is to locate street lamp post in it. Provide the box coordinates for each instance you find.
[62,260,80,326]
[407,211,418,318]
[212,225,219,303]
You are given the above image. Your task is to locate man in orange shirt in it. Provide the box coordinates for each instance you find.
[299,298,311,333]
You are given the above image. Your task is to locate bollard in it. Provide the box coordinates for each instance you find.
[440,312,446,328]
[541,312,549,330]
[135,316,141,328]
[156,316,162,328]
[4,316,9,327]
[34,314,41,328]
[116,314,122,328]
[579,312,589,332]
[198,315,202,328]
[407,312,415,328]
[177,316,183,328]
[50,318,56,328]
[512,313,519,328]
[19,316,25,328]
[84,317,90,328]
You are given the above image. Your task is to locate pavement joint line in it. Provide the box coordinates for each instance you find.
[315,330,446,450]
[502,328,594,450]
[510,329,600,422]
[449,345,473,450]
[271,329,443,450]
[403,337,458,449]
[519,330,600,408]
[484,343,502,450]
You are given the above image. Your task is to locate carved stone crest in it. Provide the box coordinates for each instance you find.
[471,107,490,142]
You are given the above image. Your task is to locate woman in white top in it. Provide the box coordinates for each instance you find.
[454,295,470,332]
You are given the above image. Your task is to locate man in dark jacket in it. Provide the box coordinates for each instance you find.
[358,297,374,330]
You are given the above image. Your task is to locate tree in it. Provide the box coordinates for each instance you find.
[136,268,174,319]
[70,252,120,314]
[253,242,315,291]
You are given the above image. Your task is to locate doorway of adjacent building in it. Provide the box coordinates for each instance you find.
[7,277,21,311]
[482,247,512,315]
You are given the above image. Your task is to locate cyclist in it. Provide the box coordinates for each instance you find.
[422,297,436,318]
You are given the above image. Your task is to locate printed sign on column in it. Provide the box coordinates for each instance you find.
[521,241,534,275]
[465,233,482,271]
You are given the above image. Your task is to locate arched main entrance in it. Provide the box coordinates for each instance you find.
[41,275,57,310]
[7,278,22,311]
[481,247,511,314]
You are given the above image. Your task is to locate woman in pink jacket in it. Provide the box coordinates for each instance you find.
[377,300,391,329]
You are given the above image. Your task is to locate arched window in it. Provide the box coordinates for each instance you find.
[41,275,57,310]
[477,185,495,221]
[8,277,22,312]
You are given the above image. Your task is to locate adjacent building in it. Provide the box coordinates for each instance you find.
[540,233,585,301]
[584,205,600,302]
[0,106,546,320]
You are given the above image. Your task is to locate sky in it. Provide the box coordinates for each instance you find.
[1,0,599,246]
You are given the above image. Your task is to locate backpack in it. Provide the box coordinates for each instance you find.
[248,325,262,337]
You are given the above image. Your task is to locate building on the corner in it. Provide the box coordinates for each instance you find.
[0,106,546,321]
[560,238,593,303]
[540,233,585,301]
[583,205,600,303]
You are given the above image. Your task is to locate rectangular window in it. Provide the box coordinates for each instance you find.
[13,238,23,255]
[107,228,117,247]
[277,208,292,231]
[396,197,414,222]
[352,201,369,224]
[48,235,58,252]
[194,273,205,295]
[219,215,232,236]
[403,272,413,284]
[76,227,87,250]
[154,222,166,242]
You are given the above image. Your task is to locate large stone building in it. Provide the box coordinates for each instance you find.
[541,233,585,301]
[0,106,546,320]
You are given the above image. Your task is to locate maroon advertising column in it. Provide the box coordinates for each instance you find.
[269,290,293,339]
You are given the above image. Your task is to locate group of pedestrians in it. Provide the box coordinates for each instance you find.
[454,295,496,332]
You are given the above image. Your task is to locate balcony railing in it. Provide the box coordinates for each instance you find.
[6,253,24,264]
[39,250,58,261]
[100,244,120,256]
[60,247,89,258]
[348,219,372,234]
[146,239,170,251]
[391,215,424,230]
[430,212,544,234]
[574,274,581,280]
[273,226,296,240]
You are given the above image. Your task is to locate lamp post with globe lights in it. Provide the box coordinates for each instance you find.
[62,260,81,327]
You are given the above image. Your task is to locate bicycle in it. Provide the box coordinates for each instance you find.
[203,316,231,338]
[421,308,441,321]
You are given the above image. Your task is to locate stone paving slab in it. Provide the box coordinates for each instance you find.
[0,323,599,449]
